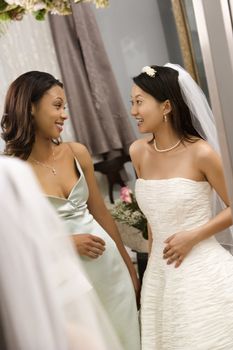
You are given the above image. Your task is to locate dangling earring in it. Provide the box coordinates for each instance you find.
[163,114,168,122]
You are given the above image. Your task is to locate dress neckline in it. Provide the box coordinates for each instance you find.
[136,177,210,185]
[45,158,83,200]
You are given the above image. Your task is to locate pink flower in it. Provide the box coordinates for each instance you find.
[120,186,132,203]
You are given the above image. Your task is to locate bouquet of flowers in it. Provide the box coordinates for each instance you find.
[0,0,109,22]
[111,186,148,240]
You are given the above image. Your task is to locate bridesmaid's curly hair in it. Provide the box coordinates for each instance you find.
[1,71,63,160]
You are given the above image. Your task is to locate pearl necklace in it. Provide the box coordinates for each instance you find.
[153,138,182,153]
[31,149,57,175]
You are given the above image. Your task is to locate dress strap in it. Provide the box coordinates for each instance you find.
[66,143,83,176]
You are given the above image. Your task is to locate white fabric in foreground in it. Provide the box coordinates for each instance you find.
[0,157,122,350]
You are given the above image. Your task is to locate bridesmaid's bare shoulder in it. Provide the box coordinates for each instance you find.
[63,142,93,171]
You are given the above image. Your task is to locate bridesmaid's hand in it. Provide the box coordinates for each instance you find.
[163,230,197,268]
[72,234,105,259]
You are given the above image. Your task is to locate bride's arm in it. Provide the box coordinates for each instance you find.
[147,223,153,256]
[190,143,232,241]
[164,143,232,267]
[129,140,142,178]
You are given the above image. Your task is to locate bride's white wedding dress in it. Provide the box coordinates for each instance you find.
[136,178,233,350]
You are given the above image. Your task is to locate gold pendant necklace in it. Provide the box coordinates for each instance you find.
[31,149,57,175]
[153,138,182,153]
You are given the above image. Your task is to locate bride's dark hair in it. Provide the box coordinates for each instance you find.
[133,65,205,142]
[1,71,63,160]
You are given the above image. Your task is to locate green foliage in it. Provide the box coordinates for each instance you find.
[0,0,109,22]
[0,12,10,20]
[33,9,46,21]
[0,0,9,12]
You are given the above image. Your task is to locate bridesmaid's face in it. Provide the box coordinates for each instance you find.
[130,84,165,134]
[31,85,68,139]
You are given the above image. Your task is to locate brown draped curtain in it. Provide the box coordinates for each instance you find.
[49,3,136,160]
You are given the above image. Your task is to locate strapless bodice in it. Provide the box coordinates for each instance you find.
[135,178,212,245]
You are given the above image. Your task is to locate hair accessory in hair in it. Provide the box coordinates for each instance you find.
[141,66,157,77]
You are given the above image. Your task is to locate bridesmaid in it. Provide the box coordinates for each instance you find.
[1,71,140,350]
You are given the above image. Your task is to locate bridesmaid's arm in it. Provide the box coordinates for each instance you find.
[70,143,140,294]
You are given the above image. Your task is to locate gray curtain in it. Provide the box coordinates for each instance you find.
[49,3,136,159]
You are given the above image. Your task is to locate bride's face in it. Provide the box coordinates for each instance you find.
[130,84,165,133]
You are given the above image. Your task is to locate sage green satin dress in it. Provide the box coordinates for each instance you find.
[46,159,140,350]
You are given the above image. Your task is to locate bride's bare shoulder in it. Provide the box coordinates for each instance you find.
[129,137,151,156]
[188,138,220,172]
[188,138,216,157]
[129,137,151,176]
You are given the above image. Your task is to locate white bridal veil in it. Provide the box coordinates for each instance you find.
[0,157,122,350]
[165,63,233,250]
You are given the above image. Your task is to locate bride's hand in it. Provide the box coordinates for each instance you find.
[163,231,197,268]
